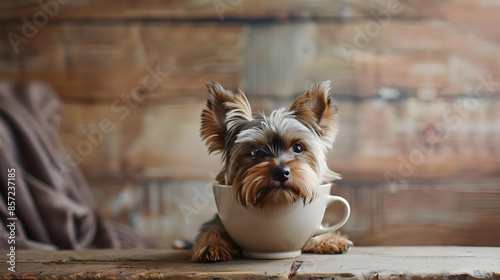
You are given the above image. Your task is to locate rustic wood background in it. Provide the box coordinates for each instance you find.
[1,0,499,247]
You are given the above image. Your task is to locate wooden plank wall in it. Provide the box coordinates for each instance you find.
[1,0,499,248]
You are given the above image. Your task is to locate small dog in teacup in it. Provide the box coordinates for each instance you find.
[192,81,352,262]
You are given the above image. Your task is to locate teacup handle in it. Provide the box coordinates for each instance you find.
[314,195,351,236]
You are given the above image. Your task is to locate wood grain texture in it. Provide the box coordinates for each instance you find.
[58,101,220,180]
[334,179,500,246]
[2,19,500,103]
[0,22,242,102]
[0,0,449,21]
[243,21,500,99]
[4,247,499,279]
[1,0,497,24]
[87,180,217,247]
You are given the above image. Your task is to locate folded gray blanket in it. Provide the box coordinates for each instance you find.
[0,80,154,250]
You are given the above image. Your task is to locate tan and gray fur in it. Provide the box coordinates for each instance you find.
[193,81,352,262]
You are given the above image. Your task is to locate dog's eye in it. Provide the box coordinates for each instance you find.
[292,143,303,154]
[249,149,264,159]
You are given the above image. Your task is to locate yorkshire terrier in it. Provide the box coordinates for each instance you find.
[192,80,352,262]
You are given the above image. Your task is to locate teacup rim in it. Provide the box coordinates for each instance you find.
[212,182,333,188]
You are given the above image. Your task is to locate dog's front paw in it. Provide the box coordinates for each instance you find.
[191,230,235,262]
[302,231,353,254]
[191,243,233,262]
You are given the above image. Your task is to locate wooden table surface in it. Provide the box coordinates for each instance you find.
[1,247,499,279]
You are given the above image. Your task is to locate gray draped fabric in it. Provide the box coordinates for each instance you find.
[0,80,154,250]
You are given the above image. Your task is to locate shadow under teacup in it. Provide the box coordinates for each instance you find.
[213,183,350,259]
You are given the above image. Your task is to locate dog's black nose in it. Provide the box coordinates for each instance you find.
[272,166,290,183]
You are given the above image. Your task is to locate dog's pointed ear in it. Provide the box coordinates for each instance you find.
[289,80,338,147]
[200,82,252,154]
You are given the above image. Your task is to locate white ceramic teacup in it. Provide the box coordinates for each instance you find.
[213,183,350,259]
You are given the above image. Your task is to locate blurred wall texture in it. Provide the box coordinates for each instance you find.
[1,0,499,247]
